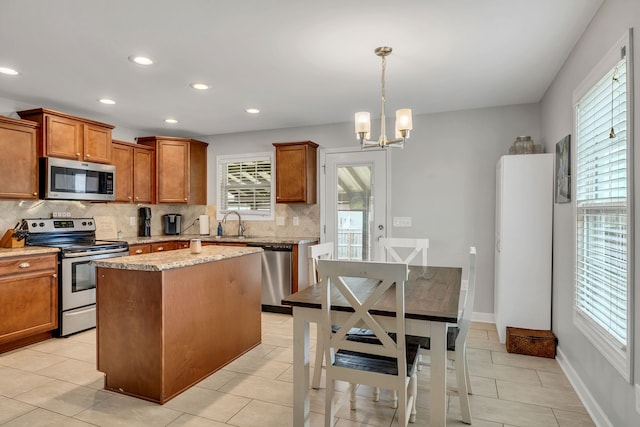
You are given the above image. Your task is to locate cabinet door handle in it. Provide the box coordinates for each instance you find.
[18,262,31,268]
[184,198,187,201]
[52,273,57,278]
[135,249,143,254]
[157,247,164,251]
[86,154,91,158]
[128,196,132,200]
[33,192,37,196]
[76,152,81,157]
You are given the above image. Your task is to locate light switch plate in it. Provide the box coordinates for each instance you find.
[276,216,285,226]
[293,217,299,226]
[392,217,412,227]
[129,217,136,226]
[635,383,640,414]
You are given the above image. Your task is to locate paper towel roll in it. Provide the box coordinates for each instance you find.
[199,215,210,235]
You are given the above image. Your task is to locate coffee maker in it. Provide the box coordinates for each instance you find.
[138,207,152,237]
[162,214,182,235]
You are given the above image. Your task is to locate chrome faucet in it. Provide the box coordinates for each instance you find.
[222,210,245,237]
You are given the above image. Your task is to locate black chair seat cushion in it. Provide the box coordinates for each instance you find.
[334,340,421,376]
[406,326,459,351]
[331,330,420,376]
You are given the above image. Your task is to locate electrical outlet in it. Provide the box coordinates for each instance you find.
[276,216,285,226]
[293,217,299,226]
[635,383,640,414]
[129,217,136,226]
[392,216,412,227]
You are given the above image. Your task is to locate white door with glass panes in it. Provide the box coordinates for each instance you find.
[321,148,387,261]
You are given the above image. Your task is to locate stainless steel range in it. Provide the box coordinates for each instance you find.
[23,218,129,336]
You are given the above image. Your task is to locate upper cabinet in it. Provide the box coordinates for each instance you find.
[112,140,154,204]
[17,108,114,164]
[273,141,318,204]
[136,136,208,204]
[0,116,39,199]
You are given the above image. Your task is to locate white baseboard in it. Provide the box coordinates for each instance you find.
[471,311,494,324]
[556,347,613,427]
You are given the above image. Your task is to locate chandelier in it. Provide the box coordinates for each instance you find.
[355,46,412,149]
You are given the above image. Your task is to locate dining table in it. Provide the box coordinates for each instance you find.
[282,264,462,427]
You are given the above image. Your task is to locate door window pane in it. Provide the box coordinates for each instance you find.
[336,165,372,261]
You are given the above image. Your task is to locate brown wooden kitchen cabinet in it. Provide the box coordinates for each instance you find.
[17,108,114,164]
[128,243,152,256]
[0,116,39,200]
[136,136,208,204]
[152,241,178,252]
[273,141,318,204]
[112,140,154,203]
[0,253,58,354]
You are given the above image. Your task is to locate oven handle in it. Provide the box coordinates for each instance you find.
[63,248,129,258]
[66,306,96,316]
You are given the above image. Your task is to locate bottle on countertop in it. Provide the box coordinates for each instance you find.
[217,222,223,237]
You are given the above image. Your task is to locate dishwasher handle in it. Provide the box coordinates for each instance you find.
[249,243,293,251]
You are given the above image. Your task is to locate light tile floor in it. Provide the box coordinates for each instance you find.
[0,313,595,426]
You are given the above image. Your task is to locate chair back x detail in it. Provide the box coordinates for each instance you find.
[378,237,429,266]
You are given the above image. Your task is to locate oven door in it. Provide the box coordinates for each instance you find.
[60,248,128,311]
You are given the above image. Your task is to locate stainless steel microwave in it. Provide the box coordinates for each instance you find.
[40,157,115,201]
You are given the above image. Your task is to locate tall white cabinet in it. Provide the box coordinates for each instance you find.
[494,153,553,343]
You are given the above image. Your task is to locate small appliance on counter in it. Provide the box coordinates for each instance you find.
[139,207,152,237]
[162,214,182,235]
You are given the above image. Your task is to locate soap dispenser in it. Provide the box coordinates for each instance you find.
[217,221,223,237]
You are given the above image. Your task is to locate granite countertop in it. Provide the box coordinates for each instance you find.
[0,246,59,259]
[124,235,319,245]
[93,245,263,271]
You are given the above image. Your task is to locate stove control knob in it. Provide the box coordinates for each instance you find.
[88,221,93,226]
[39,222,45,227]
[82,221,87,226]
[31,222,38,227]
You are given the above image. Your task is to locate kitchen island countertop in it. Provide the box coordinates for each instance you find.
[93,245,262,271]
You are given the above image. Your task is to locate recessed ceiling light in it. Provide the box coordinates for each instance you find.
[190,83,210,90]
[0,67,19,75]
[98,98,116,105]
[245,108,260,114]
[128,55,154,66]
[165,118,178,124]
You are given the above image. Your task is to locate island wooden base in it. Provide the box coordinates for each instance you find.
[96,252,261,404]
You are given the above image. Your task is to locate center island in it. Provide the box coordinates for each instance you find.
[93,245,263,404]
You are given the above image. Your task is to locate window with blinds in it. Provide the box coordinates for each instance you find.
[216,153,274,220]
[573,30,632,381]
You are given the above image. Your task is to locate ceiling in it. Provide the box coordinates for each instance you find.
[0,0,603,138]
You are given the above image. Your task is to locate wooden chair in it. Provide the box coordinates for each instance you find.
[376,237,429,405]
[316,259,419,426]
[308,242,334,285]
[308,242,335,389]
[409,246,477,424]
[378,237,429,266]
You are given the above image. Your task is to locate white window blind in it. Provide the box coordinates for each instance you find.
[573,30,633,381]
[217,153,274,220]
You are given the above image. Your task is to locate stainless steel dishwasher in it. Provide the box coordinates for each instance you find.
[248,243,293,313]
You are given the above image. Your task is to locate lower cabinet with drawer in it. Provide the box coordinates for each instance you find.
[129,243,152,256]
[0,253,58,354]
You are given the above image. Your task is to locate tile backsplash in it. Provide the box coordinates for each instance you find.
[0,201,320,239]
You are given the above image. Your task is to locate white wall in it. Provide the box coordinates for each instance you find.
[205,103,540,316]
[540,0,640,425]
